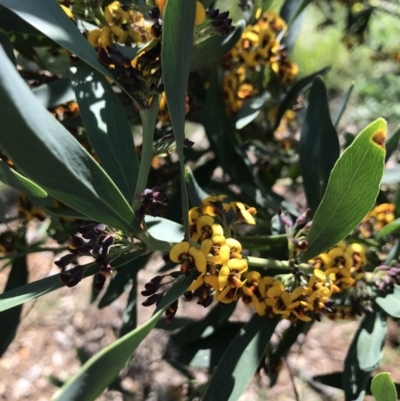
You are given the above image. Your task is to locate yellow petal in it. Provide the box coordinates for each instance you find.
[226,238,242,253]
[187,276,204,291]
[189,246,206,275]
[219,244,231,265]
[218,265,230,291]
[200,239,213,256]
[227,258,248,273]
[204,275,219,290]
[169,241,190,263]
[195,1,206,25]
[314,268,326,282]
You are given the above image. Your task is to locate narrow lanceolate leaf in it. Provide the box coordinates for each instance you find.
[343,312,386,401]
[371,373,398,401]
[332,83,354,128]
[190,21,245,71]
[0,257,28,356]
[376,284,400,318]
[70,62,139,204]
[301,118,387,261]
[0,159,47,198]
[33,78,75,109]
[172,302,236,345]
[376,218,400,239]
[0,0,113,80]
[0,31,15,65]
[53,274,194,401]
[202,315,279,401]
[162,0,196,236]
[185,167,210,208]
[0,252,140,312]
[385,124,400,163]
[0,47,136,232]
[300,77,340,214]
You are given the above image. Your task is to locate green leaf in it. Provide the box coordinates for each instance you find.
[186,167,210,207]
[376,218,400,239]
[53,273,194,401]
[162,0,196,237]
[301,118,387,261]
[314,372,400,397]
[33,78,75,109]
[172,302,236,345]
[191,21,245,71]
[166,322,244,369]
[376,284,400,318]
[70,61,139,203]
[0,159,47,197]
[0,0,113,80]
[145,216,184,244]
[300,77,340,215]
[332,83,354,128]
[285,0,313,28]
[280,0,305,54]
[118,276,138,337]
[202,315,279,401]
[371,372,398,401]
[343,312,387,401]
[271,66,330,134]
[0,32,15,65]
[0,257,27,356]
[235,91,271,130]
[0,46,136,232]
[385,124,400,163]
[0,252,141,312]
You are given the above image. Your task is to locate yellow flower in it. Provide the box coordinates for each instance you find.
[217,258,248,291]
[230,202,257,225]
[170,241,206,276]
[195,1,206,25]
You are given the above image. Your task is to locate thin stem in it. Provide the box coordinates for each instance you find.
[246,256,313,271]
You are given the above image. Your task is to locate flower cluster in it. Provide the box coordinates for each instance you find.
[309,241,366,289]
[359,203,395,238]
[168,195,256,306]
[222,10,298,114]
[141,195,256,314]
[87,1,149,48]
[55,223,119,291]
[242,269,338,322]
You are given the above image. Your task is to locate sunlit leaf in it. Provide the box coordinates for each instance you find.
[162,0,196,236]
[0,252,141,312]
[0,46,136,231]
[53,274,194,401]
[0,159,47,198]
[33,78,75,109]
[70,61,139,204]
[0,0,112,79]
[343,312,386,401]
[376,284,400,318]
[301,118,386,261]
[371,372,397,401]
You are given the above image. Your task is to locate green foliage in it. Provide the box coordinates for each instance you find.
[343,312,387,401]
[301,118,386,260]
[0,0,399,399]
[371,372,398,401]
